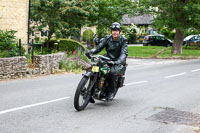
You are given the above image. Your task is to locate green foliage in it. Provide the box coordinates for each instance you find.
[138,0,200,32]
[59,51,91,73]
[57,39,86,54]
[31,0,67,41]
[92,0,134,38]
[159,27,169,37]
[0,30,25,58]
[33,38,86,55]
[31,0,97,41]
[82,29,94,49]
[158,27,175,40]
[134,0,200,54]
[82,29,94,41]
[184,28,200,37]
[169,32,175,40]
[126,27,137,43]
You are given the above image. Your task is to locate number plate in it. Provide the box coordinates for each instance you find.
[92,66,99,72]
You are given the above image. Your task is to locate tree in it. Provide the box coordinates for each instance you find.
[30,0,97,46]
[90,0,134,38]
[134,0,200,54]
[30,0,67,47]
[63,0,97,40]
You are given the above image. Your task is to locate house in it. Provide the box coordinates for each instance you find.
[0,0,29,49]
[121,14,154,27]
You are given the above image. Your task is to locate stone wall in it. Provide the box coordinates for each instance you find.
[0,56,27,80]
[33,53,65,75]
[0,0,29,45]
[0,53,65,80]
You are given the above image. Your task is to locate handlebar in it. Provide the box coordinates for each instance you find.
[89,54,111,61]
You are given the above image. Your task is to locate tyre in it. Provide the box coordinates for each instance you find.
[147,43,151,46]
[74,76,92,111]
[113,88,119,98]
[166,44,171,47]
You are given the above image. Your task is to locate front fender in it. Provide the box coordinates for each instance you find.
[82,71,93,78]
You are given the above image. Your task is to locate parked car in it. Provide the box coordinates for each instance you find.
[143,35,172,47]
[183,35,196,45]
[183,35,200,46]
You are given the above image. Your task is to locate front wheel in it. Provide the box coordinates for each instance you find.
[74,76,92,111]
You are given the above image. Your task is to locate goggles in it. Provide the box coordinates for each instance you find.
[111,24,121,30]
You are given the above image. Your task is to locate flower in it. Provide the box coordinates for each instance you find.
[73,50,76,55]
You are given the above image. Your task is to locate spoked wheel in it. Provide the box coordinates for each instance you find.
[74,76,92,111]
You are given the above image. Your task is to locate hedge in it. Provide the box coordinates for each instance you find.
[48,39,86,54]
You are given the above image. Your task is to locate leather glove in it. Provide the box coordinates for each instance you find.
[85,51,91,58]
[113,60,120,65]
[107,61,115,65]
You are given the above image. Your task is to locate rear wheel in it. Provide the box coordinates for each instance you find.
[147,43,151,46]
[74,76,92,111]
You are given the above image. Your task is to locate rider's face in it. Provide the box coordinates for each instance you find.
[112,30,120,40]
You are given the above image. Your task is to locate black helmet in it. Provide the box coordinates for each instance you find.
[111,22,121,31]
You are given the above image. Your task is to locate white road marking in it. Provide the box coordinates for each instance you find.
[0,97,70,115]
[164,72,186,79]
[191,69,200,72]
[125,81,148,86]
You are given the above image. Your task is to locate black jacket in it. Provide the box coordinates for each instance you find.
[91,35,128,65]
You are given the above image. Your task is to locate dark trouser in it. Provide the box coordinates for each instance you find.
[108,64,125,93]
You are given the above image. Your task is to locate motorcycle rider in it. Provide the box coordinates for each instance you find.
[86,22,128,101]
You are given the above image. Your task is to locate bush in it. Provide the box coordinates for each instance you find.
[158,27,175,40]
[169,32,175,40]
[82,29,94,49]
[41,38,86,54]
[82,29,94,42]
[184,28,199,37]
[159,27,169,37]
[58,39,86,54]
[128,28,137,43]
[0,30,25,58]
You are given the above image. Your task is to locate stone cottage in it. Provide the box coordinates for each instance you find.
[0,0,29,48]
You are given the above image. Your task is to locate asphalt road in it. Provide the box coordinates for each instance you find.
[1,58,200,133]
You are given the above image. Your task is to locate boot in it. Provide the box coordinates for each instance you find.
[107,75,118,101]
[89,97,95,103]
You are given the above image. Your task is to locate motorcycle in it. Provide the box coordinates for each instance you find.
[74,54,126,111]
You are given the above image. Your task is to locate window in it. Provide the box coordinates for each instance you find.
[32,31,34,36]
[194,36,200,40]
[41,30,49,37]
[160,37,165,40]
[156,36,161,40]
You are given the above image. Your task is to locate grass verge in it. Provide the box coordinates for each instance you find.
[97,46,200,59]
[159,46,200,59]
[128,46,164,58]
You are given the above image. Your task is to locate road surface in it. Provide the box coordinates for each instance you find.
[1,58,200,133]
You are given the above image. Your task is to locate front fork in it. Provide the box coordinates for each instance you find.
[82,71,98,96]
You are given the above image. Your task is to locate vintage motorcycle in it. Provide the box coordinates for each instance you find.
[74,54,126,111]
